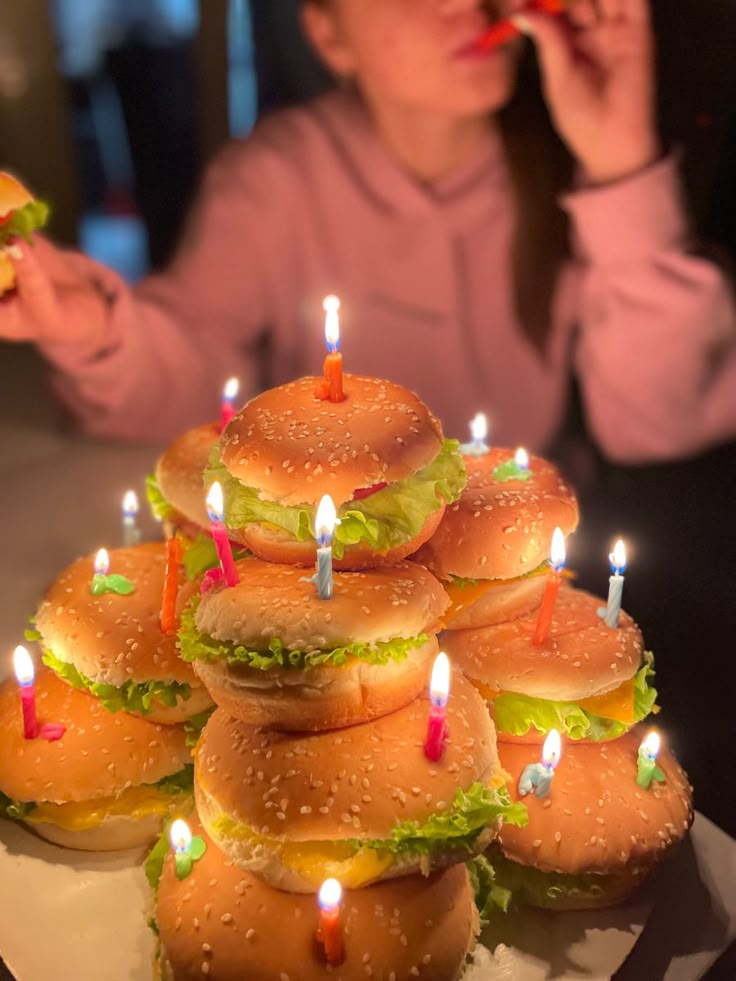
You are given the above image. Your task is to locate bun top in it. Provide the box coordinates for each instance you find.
[496,728,693,875]
[155,422,219,530]
[219,374,444,507]
[443,587,644,701]
[156,823,476,981]
[0,172,33,217]
[196,671,499,842]
[35,543,201,688]
[194,556,449,651]
[0,671,190,803]
[414,447,579,581]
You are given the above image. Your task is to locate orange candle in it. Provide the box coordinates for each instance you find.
[160,536,183,634]
[532,527,566,646]
[316,879,344,966]
[316,295,345,403]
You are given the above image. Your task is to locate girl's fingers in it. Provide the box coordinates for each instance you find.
[566,0,599,30]
[512,9,575,86]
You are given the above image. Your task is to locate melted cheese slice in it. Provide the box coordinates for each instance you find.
[442,564,553,626]
[25,784,179,832]
[474,678,637,726]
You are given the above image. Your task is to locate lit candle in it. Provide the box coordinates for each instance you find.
[514,447,529,474]
[121,490,140,547]
[220,376,239,432]
[205,483,239,587]
[316,878,344,966]
[316,295,344,403]
[492,446,532,483]
[169,819,207,879]
[13,645,38,740]
[518,729,562,799]
[460,412,490,456]
[636,730,665,790]
[313,495,336,600]
[90,548,135,596]
[424,652,451,762]
[160,536,183,634]
[604,539,626,629]
[532,528,566,646]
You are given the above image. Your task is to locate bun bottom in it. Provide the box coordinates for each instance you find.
[230,506,446,570]
[193,636,437,731]
[443,575,546,630]
[25,810,166,851]
[195,777,499,893]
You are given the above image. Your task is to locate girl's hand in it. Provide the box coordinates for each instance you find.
[0,238,107,350]
[515,0,660,184]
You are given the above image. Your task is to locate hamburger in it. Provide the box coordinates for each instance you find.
[490,728,694,909]
[0,670,193,850]
[443,586,657,744]
[204,374,467,569]
[414,447,578,629]
[179,556,449,731]
[0,172,49,296]
[147,821,479,981]
[31,543,214,724]
[194,671,526,892]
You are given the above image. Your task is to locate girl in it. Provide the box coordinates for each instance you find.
[2,0,735,457]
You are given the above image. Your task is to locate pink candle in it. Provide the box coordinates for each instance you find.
[14,646,38,740]
[205,482,239,587]
[220,377,239,432]
[424,652,450,762]
[532,527,566,646]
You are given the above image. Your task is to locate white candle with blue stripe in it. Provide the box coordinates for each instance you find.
[604,539,626,628]
[314,495,337,600]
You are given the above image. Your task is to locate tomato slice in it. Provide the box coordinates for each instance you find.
[351,481,388,501]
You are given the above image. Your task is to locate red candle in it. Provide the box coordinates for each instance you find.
[532,527,566,646]
[316,295,344,403]
[317,879,344,966]
[13,645,38,740]
[205,482,239,587]
[424,652,450,762]
[220,377,239,432]
[160,536,183,634]
[471,0,565,52]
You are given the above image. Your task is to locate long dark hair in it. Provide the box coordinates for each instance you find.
[497,44,575,352]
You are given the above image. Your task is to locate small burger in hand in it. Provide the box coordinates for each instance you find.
[0,172,48,296]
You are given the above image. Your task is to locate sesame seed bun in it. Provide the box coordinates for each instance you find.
[0,171,34,217]
[220,374,444,509]
[440,572,548,631]
[194,672,501,892]
[443,587,643,703]
[155,823,478,981]
[35,543,212,723]
[414,448,579,584]
[155,422,219,533]
[0,671,192,850]
[492,728,694,909]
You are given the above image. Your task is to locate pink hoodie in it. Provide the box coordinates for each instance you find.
[40,91,736,460]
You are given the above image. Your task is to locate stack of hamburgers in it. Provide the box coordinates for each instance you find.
[145,374,527,979]
[417,445,693,910]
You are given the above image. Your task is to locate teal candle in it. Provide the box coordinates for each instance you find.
[636,732,665,790]
[492,447,532,483]
[90,548,135,595]
[170,819,207,880]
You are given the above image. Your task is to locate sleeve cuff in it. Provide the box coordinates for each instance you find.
[560,155,691,265]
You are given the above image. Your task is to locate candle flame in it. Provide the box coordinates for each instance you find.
[609,538,626,576]
[470,412,488,444]
[430,651,451,708]
[515,447,529,471]
[94,548,110,575]
[206,482,225,523]
[318,878,342,911]
[13,645,34,687]
[223,376,239,401]
[549,528,566,573]
[122,490,139,519]
[323,295,341,353]
[315,494,337,547]
[641,730,660,760]
[169,818,192,853]
[542,729,562,769]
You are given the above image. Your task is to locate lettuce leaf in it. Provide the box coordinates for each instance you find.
[467,853,513,926]
[0,791,36,821]
[41,649,192,716]
[153,764,194,797]
[145,825,172,889]
[178,596,428,671]
[490,852,612,909]
[181,533,219,579]
[183,708,214,748]
[0,200,49,245]
[145,473,174,522]
[205,439,466,560]
[352,784,527,859]
[493,652,657,741]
